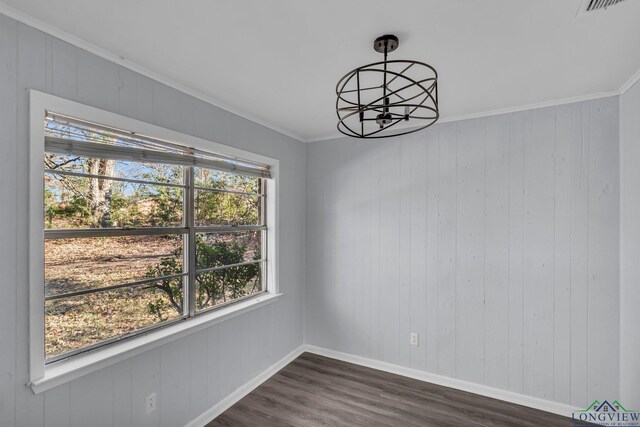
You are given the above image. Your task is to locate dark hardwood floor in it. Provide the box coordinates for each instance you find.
[208,352,580,426]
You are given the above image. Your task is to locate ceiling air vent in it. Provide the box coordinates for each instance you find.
[585,0,627,12]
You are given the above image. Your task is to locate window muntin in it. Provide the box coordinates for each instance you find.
[45,281,185,358]
[194,231,265,312]
[195,232,263,267]
[194,167,261,193]
[43,113,269,362]
[45,154,184,185]
[195,263,263,311]
[45,171,185,229]
[44,235,184,297]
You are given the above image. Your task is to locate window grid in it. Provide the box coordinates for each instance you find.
[44,161,267,364]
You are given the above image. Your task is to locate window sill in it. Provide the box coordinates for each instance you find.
[29,292,282,394]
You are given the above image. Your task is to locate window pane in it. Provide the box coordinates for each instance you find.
[45,235,184,297]
[45,280,184,358]
[41,116,270,360]
[195,232,262,270]
[196,263,263,311]
[45,172,183,229]
[194,168,260,194]
[194,190,261,226]
[45,154,183,185]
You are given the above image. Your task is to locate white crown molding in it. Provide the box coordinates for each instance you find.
[1,2,639,144]
[619,67,640,94]
[308,62,640,143]
[0,2,306,143]
[307,88,630,143]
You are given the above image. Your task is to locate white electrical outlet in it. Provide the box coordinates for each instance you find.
[145,393,157,415]
[410,332,419,346]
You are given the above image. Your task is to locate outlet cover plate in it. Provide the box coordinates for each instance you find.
[145,392,157,415]
[410,333,419,346]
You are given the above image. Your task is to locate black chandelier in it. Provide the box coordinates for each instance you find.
[336,35,439,139]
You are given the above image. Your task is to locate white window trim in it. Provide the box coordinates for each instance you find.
[28,90,280,394]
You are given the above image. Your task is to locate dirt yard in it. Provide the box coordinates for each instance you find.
[45,235,182,357]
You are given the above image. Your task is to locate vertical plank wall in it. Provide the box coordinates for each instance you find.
[305,98,620,407]
[621,79,640,409]
[0,15,306,427]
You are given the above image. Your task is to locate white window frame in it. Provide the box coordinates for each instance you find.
[28,90,280,393]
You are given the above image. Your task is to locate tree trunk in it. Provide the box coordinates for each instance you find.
[87,158,115,227]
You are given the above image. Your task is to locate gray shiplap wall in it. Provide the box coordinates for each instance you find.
[620,80,640,409]
[0,14,306,427]
[305,98,620,407]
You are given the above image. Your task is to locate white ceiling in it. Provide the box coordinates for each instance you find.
[2,0,640,141]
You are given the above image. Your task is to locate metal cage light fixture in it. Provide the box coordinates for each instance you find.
[336,34,439,139]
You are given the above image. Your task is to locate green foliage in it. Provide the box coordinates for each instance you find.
[44,187,92,228]
[195,191,260,226]
[195,237,260,307]
[148,186,183,226]
[142,165,183,227]
[145,255,184,320]
[147,299,168,322]
[195,168,259,193]
[45,160,263,229]
[194,168,261,226]
[145,235,261,316]
[45,150,263,316]
[109,192,140,227]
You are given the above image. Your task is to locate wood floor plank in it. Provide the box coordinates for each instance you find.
[207,353,582,426]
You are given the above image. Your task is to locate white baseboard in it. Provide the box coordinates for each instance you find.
[185,345,306,427]
[186,343,581,426]
[303,345,581,419]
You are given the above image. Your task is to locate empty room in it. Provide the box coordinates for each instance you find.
[0,0,639,426]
